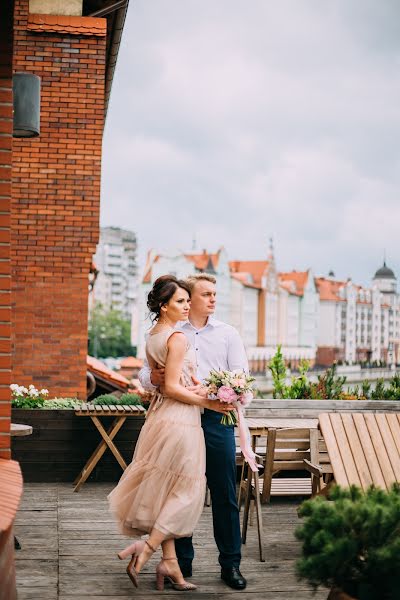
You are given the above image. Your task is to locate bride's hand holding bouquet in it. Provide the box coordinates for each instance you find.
[204,370,255,425]
[204,369,259,473]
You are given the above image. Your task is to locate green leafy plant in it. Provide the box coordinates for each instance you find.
[43,398,81,409]
[371,379,386,400]
[268,345,290,399]
[361,380,371,399]
[267,347,400,400]
[311,363,347,399]
[286,360,312,399]
[296,485,400,600]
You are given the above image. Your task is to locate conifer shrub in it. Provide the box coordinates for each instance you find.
[93,393,145,407]
[295,485,400,599]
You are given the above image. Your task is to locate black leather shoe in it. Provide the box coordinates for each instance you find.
[221,567,247,590]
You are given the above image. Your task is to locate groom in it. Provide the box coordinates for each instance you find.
[139,273,248,590]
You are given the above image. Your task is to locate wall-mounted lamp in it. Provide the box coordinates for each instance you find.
[13,73,41,138]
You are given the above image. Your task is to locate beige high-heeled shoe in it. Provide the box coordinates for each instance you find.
[155,557,197,591]
[118,540,156,588]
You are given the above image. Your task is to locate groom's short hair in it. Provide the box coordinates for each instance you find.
[185,273,216,290]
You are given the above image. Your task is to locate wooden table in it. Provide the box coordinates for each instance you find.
[73,403,146,492]
[246,417,318,434]
[319,412,400,491]
[11,423,33,437]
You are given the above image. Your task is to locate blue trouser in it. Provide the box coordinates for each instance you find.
[175,409,242,570]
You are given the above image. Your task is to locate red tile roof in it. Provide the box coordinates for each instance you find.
[185,250,220,271]
[231,272,261,289]
[229,260,269,287]
[315,277,347,302]
[87,355,130,390]
[120,356,143,369]
[28,14,107,36]
[143,254,159,284]
[142,249,223,284]
[279,271,309,296]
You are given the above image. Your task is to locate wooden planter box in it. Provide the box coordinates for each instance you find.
[11,409,145,482]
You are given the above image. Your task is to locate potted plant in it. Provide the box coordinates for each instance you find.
[295,484,400,600]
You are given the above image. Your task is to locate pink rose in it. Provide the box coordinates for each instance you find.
[232,377,246,388]
[238,391,253,407]
[217,386,238,403]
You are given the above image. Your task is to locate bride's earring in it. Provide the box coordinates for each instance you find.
[159,306,168,325]
[159,306,174,328]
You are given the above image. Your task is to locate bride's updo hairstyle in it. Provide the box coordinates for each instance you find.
[147,274,191,322]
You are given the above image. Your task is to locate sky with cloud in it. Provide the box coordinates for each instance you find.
[101,0,400,286]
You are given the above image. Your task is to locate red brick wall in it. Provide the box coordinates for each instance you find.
[11,1,106,399]
[0,1,13,460]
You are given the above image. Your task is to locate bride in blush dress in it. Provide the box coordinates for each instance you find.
[108,275,233,591]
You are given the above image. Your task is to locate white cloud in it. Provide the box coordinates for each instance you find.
[102,0,400,286]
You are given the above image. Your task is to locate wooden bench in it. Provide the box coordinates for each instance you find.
[307,412,400,492]
[0,459,23,600]
[73,403,145,492]
[10,423,32,550]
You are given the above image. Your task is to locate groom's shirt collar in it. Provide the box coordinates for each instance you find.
[179,316,223,331]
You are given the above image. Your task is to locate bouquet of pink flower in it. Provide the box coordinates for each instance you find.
[204,369,255,425]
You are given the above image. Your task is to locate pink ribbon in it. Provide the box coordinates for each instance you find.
[236,404,261,472]
[145,391,163,419]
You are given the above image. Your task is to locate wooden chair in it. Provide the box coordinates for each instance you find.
[307,413,400,492]
[240,426,319,561]
[303,433,334,496]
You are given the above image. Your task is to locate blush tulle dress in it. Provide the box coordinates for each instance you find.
[108,327,206,539]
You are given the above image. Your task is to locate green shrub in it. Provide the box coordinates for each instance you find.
[296,485,400,599]
[267,347,400,400]
[93,393,143,406]
[12,395,46,409]
[119,393,142,405]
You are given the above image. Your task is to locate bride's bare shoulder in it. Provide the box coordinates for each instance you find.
[166,331,186,348]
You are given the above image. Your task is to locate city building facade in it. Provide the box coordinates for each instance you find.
[137,246,399,370]
[137,246,319,368]
[316,264,399,366]
[92,227,138,321]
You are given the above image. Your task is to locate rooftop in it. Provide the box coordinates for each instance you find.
[15,482,325,599]
[373,261,396,281]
